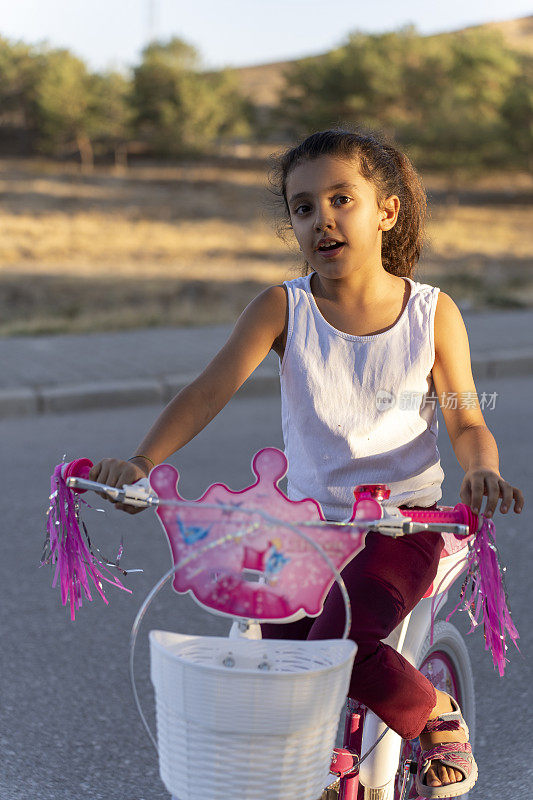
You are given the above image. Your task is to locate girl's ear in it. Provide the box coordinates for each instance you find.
[379,195,400,231]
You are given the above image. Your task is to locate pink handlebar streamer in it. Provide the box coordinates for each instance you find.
[42,460,131,620]
[446,516,520,677]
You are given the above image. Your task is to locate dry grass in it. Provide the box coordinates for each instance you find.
[0,157,532,336]
[428,205,531,260]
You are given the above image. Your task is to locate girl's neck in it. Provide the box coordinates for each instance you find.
[311,267,398,308]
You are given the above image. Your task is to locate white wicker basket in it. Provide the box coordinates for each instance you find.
[150,630,356,800]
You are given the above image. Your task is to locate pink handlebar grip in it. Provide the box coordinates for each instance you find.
[61,458,94,493]
[400,503,478,536]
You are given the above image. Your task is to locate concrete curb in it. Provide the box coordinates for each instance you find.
[0,368,282,418]
[0,387,39,417]
[471,349,533,379]
[0,353,532,419]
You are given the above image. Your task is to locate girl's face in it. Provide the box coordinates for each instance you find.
[285,155,399,280]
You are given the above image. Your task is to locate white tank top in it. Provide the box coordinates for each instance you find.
[280,273,444,521]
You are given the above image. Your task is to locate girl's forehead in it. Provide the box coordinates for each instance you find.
[286,154,367,195]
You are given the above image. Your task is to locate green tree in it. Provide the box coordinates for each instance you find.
[132,37,249,155]
[275,27,525,170]
[402,29,521,169]
[33,47,95,170]
[87,70,134,167]
[500,53,533,170]
[0,37,42,147]
[277,28,418,137]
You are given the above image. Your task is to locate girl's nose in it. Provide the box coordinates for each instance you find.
[313,211,335,231]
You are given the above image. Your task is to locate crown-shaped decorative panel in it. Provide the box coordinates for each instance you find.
[149,447,370,622]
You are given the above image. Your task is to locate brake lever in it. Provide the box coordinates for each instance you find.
[66,476,157,508]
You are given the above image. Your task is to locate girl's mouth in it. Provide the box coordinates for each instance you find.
[316,242,346,258]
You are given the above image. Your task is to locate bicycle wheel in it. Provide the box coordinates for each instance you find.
[394,620,475,800]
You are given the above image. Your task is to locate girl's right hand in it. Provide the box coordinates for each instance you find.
[89,458,149,515]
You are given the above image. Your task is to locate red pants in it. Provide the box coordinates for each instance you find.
[261,513,443,740]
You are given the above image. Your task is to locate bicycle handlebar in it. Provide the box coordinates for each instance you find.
[66,475,474,538]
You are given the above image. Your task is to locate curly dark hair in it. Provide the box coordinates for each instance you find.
[269,129,427,277]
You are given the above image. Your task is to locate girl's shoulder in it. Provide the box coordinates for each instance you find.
[431,290,474,373]
[248,284,287,320]
[220,285,288,361]
[255,285,288,358]
[433,290,465,336]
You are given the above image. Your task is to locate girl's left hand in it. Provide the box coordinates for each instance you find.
[460,468,524,518]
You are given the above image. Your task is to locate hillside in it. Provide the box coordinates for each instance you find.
[473,14,533,54]
[233,15,533,107]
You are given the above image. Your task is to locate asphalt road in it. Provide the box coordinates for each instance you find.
[1,377,531,800]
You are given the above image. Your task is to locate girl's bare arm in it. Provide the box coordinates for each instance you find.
[431,292,523,517]
[89,286,287,492]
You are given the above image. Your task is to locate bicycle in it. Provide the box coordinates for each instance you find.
[53,446,507,800]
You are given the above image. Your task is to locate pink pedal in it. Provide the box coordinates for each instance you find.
[329,747,356,777]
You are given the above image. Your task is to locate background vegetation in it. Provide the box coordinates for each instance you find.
[0,18,531,335]
[0,22,531,171]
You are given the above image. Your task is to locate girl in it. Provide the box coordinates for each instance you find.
[90,130,523,797]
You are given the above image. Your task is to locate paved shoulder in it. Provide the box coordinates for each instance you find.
[0,310,532,417]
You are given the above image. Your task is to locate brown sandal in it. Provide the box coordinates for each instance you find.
[415,694,478,798]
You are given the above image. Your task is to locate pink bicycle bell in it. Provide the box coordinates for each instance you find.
[61,458,93,492]
[352,484,390,521]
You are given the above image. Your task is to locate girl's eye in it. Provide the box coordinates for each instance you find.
[334,195,351,206]
[294,203,311,215]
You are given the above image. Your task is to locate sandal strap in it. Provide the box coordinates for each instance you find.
[421,742,472,761]
[419,742,474,780]
[423,718,461,733]
[421,693,468,737]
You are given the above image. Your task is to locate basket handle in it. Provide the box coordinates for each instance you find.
[129,510,354,751]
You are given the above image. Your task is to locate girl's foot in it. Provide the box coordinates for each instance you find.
[415,690,478,798]
[419,690,465,787]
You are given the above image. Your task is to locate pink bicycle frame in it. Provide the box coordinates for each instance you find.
[325,490,477,800]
